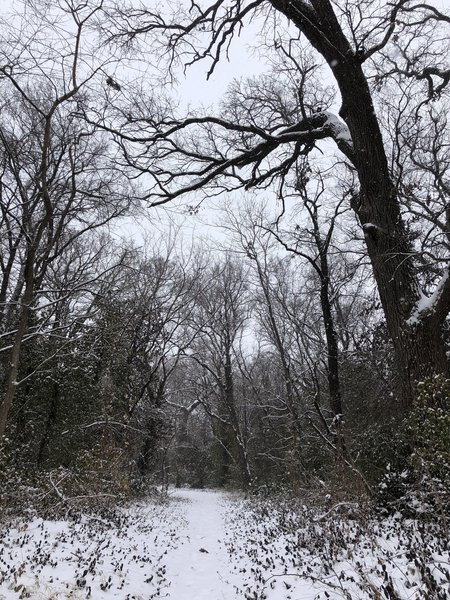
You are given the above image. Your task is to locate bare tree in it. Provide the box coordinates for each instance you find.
[187,256,253,487]
[265,168,351,450]
[0,0,135,437]
[224,199,369,481]
[224,211,306,467]
[104,0,450,406]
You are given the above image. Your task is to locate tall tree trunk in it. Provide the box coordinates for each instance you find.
[215,419,231,487]
[271,0,449,405]
[223,345,252,488]
[253,257,304,462]
[0,253,34,438]
[317,249,347,455]
[138,384,165,476]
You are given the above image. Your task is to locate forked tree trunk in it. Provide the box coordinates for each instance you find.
[271,0,449,405]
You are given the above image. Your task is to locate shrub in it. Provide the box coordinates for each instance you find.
[377,376,450,517]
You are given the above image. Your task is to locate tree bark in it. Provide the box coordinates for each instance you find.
[317,249,347,456]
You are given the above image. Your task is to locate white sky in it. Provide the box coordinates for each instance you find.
[1,0,449,251]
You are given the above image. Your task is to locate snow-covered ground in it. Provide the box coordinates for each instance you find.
[0,489,448,599]
[163,489,243,599]
[0,495,183,599]
[0,489,241,600]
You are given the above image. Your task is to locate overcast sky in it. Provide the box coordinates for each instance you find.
[1,0,449,250]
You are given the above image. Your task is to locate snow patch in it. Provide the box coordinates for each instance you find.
[406,269,449,325]
[323,111,353,146]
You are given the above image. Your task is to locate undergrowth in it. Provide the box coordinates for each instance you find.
[225,492,449,600]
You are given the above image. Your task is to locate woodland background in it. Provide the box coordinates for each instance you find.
[0,0,448,520]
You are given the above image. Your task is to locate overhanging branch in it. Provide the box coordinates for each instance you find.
[105,110,355,206]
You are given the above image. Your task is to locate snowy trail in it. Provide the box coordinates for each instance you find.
[165,489,238,600]
[0,489,243,600]
[2,488,445,600]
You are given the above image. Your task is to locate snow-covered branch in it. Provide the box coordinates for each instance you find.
[407,268,450,325]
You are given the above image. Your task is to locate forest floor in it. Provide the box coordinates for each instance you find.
[0,488,448,599]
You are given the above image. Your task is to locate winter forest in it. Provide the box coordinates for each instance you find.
[0,0,449,598]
